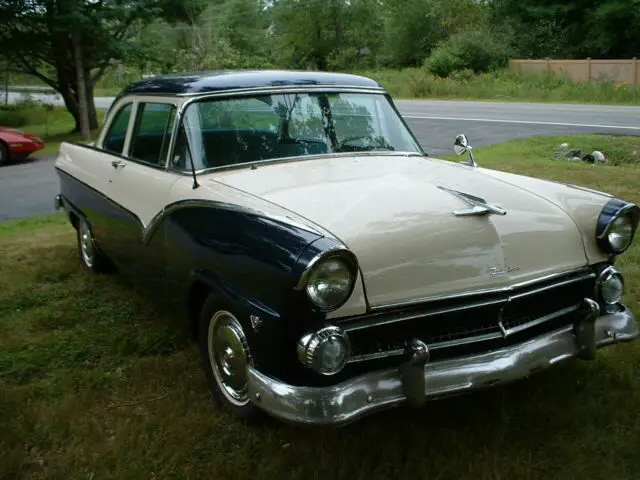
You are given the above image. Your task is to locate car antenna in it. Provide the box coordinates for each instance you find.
[189,151,200,189]
[179,116,199,189]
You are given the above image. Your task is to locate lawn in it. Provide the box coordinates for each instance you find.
[1,105,106,156]
[1,135,639,480]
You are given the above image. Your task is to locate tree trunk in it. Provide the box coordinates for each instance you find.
[55,79,99,133]
[72,31,91,140]
[85,77,98,131]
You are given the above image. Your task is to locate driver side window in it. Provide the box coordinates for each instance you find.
[103,103,133,155]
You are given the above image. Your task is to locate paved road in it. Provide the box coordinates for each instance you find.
[2,92,639,221]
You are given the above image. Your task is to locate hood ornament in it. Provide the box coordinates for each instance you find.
[438,186,507,216]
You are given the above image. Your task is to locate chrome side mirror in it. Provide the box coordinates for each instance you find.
[453,134,477,167]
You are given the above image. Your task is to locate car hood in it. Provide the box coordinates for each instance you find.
[212,154,591,308]
[0,127,43,143]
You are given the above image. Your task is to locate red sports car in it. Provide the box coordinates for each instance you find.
[0,127,45,166]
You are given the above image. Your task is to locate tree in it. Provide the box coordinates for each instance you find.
[380,0,488,68]
[0,0,202,132]
[489,0,640,59]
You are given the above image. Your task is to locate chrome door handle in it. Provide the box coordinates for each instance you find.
[111,160,125,169]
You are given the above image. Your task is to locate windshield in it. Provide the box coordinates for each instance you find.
[170,92,423,171]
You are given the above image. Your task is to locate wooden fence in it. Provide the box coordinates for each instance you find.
[509,58,640,85]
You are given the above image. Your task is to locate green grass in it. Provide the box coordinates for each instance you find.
[359,68,640,105]
[1,134,639,479]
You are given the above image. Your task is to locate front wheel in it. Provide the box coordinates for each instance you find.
[197,294,264,423]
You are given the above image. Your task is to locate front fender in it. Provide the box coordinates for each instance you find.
[479,167,614,264]
[160,202,327,379]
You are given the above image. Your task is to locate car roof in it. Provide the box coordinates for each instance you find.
[114,69,384,98]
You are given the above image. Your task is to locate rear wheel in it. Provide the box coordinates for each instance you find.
[197,294,264,423]
[0,142,9,166]
[76,218,108,273]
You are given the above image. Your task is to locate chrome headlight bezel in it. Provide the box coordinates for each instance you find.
[596,199,640,255]
[295,246,358,313]
[595,265,624,305]
[297,326,351,375]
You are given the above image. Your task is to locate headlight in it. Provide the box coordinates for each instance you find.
[297,326,351,375]
[596,266,624,305]
[596,199,640,255]
[296,248,358,312]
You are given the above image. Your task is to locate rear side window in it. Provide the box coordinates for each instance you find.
[129,102,176,166]
[103,103,133,154]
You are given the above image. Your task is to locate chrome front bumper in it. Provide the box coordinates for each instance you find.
[247,301,638,426]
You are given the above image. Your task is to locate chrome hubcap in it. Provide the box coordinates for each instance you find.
[80,222,94,267]
[207,311,250,406]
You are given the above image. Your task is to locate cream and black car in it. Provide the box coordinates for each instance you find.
[54,70,639,426]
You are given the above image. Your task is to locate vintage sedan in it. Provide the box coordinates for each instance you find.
[53,70,639,426]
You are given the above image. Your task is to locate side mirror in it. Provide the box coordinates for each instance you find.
[453,133,477,167]
[453,134,469,155]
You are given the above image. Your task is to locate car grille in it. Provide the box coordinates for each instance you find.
[337,269,596,367]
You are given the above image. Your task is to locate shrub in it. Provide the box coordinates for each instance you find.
[424,28,513,78]
[0,106,30,127]
[0,98,54,128]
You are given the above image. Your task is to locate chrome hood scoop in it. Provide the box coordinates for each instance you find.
[212,155,589,308]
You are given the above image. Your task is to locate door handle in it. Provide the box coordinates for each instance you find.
[111,160,125,169]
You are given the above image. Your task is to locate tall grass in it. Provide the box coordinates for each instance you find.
[359,68,640,105]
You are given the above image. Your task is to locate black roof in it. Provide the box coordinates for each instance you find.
[115,69,384,98]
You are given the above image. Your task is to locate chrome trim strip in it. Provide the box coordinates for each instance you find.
[566,184,613,198]
[342,297,505,332]
[176,85,387,98]
[191,151,426,176]
[430,331,504,350]
[247,305,638,426]
[503,303,580,337]
[368,267,594,312]
[507,272,596,301]
[348,349,406,364]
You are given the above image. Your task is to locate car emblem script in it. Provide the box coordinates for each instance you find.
[489,265,520,277]
[438,186,507,216]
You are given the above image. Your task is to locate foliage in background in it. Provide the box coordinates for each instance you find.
[3,0,640,130]
[490,0,640,59]
[423,28,513,77]
[358,68,640,105]
[0,0,204,131]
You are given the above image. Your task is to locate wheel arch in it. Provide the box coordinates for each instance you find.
[0,139,10,164]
